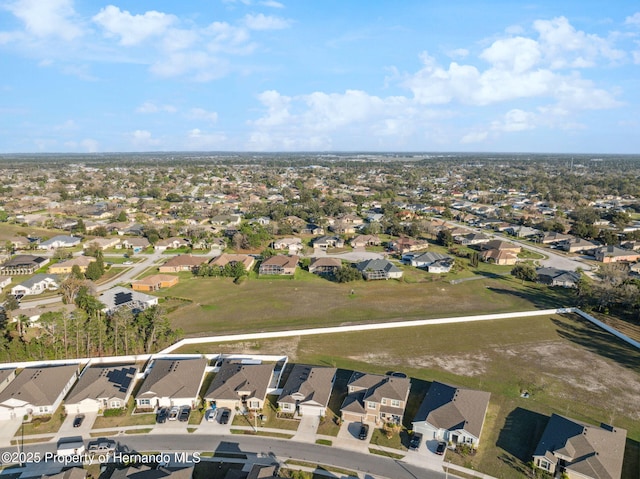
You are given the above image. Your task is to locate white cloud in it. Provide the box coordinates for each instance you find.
[480,36,541,73]
[186,128,226,148]
[252,90,292,126]
[150,51,230,81]
[81,138,99,152]
[624,13,640,26]
[135,102,177,114]
[5,0,83,41]
[460,131,488,144]
[260,1,284,8]
[244,13,290,30]
[491,109,537,132]
[92,5,177,46]
[447,48,469,59]
[186,108,219,122]
[130,129,161,147]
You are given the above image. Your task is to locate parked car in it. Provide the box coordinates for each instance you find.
[436,441,447,455]
[386,371,407,378]
[206,409,217,422]
[168,406,180,421]
[72,414,85,428]
[156,407,168,423]
[219,409,230,424]
[178,406,191,422]
[409,432,422,450]
[358,423,369,440]
[88,439,116,455]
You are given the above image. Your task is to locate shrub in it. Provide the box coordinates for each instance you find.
[103,408,126,417]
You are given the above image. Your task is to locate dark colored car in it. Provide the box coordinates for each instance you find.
[409,432,422,450]
[436,441,447,455]
[358,423,369,440]
[385,371,408,378]
[178,406,191,422]
[156,407,168,423]
[219,409,230,424]
[73,414,85,427]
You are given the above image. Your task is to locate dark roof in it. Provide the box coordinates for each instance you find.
[277,365,336,407]
[137,358,208,400]
[355,259,402,274]
[65,365,138,404]
[205,361,274,401]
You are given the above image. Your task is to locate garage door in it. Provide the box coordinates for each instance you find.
[299,405,323,417]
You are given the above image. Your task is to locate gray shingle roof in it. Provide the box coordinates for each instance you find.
[205,361,274,401]
[65,365,138,404]
[277,365,336,408]
[0,365,78,407]
[137,358,208,400]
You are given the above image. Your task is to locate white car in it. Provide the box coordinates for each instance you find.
[206,409,217,422]
[168,406,180,421]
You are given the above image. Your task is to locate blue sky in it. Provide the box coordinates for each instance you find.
[0,1,639,153]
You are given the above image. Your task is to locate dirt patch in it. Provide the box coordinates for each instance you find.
[217,337,301,359]
[408,353,489,377]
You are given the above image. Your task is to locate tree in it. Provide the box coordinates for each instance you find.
[511,264,538,284]
[116,210,127,222]
[334,265,362,283]
[437,229,454,247]
[85,260,103,281]
[60,275,87,304]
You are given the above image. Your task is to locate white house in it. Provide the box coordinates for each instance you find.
[64,364,138,414]
[412,381,491,448]
[11,274,59,296]
[38,235,82,250]
[98,286,159,314]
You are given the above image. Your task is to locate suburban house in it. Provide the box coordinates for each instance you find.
[593,245,640,263]
[536,267,581,288]
[0,276,12,291]
[38,235,82,250]
[259,255,299,275]
[119,237,150,253]
[454,233,491,246]
[131,274,179,292]
[412,381,491,448]
[98,286,159,314]
[158,254,208,273]
[409,252,454,273]
[8,236,31,250]
[480,240,521,254]
[11,273,59,296]
[312,236,345,250]
[135,357,208,410]
[340,372,411,425]
[0,369,17,395]
[0,255,49,275]
[532,414,627,479]
[350,235,381,248]
[277,365,336,417]
[209,253,255,272]
[49,256,96,274]
[559,238,600,254]
[109,466,193,479]
[272,238,303,254]
[541,232,572,244]
[154,237,190,252]
[64,364,138,414]
[204,361,275,412]
[42,468,87,479]
[308,257,342,275]
[329,221,356,235]
[83,237,120,250]
[389,238,428,254]
[301,224,324,235]
[355,259,403,280]
[481,249,518,265]
[0,364,78,420]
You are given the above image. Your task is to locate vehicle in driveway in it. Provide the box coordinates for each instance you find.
[206,408,217,422]
[385,371,407,378]
[219,408,230,424]
[168,406,180,421]
[436,441,447,455]
[156,407,168,423]
[88,438,116,455]
[358,423,369,440]
[409,432,422,450]
[72,414,85,427]
[178,406,191,422]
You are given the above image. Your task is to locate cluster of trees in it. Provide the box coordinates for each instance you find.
[0,286,181,362]
[231,223,272,250]
[575,265,640,318]
[195,262,247,279]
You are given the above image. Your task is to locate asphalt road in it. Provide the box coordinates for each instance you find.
[4,435,446,479]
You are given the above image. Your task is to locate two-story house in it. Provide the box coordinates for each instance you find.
[340,372,410,425]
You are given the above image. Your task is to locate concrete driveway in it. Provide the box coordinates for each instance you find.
[291,415,319,443]
[334,421,371,452]
[402,438,447,470]
[0,418,23,447]
[57,411,98,439]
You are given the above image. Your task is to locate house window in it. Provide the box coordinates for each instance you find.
[367,401,376,409]
[381,399,387,405]
[391,399,400,407]
[538,459,550,471]
[281,403,291,410]
[110,400,121,408]
[249,401,260,409]
[138,399,151,406]
[38,406,49,413]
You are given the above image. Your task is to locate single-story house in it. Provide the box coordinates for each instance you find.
[355,259,403,280]
[481,249,518,265]
[259,255,299,275]
[412,381,491,448]
[389,238,428,254]
[340,372,411,425]
[135,357,208,410]
[0,364,78,420]
[204,361,275,412]
[11,273,59,296]
[536,267,581,288]
[99,286,158,314]
[277,365,336,417]
[350,235,381,248]
[410,252,454,272]
[64,364,138,414]
[532,414,626,479]
[329,221,356,235]
[158,254,208,273]
[49,256,96,274]
[83,237,120,250]
[272,238,303,253]
[480,240,521,254]
[8,236,31,250]
[541,232,572,244]
[593,245,640,263]
[43,468,87,479]
[0,255,49,275]
[454,233,491,245]
[313,236,345,250]
[154,237,190,252]
[308,257,342,275]
[132,274,179,292]
[559,238,600,254]
[38,235,82,250]
[0,276,11,291]
[209,253,255,272]
[119,237,150,253]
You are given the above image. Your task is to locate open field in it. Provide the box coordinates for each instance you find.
[157,272,574,336]
[175,313,640,479]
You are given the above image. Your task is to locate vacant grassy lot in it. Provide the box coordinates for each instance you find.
[176,313,640,479]
[157,272,574,336]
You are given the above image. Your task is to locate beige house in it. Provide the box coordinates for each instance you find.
[159,254,208,273]
[259,255,299,275]
[308,257,342,275]
[49,256,96,274]
[350,235,381,248]
[64,365,138,414]
[209,253,255,272]
[132,274,179,292]
[340,372,410,425]
[593,245,640,263]
[204,361,275,411]
[533,414,626,479]
[84,237,120,250]
[277,365,336,417]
